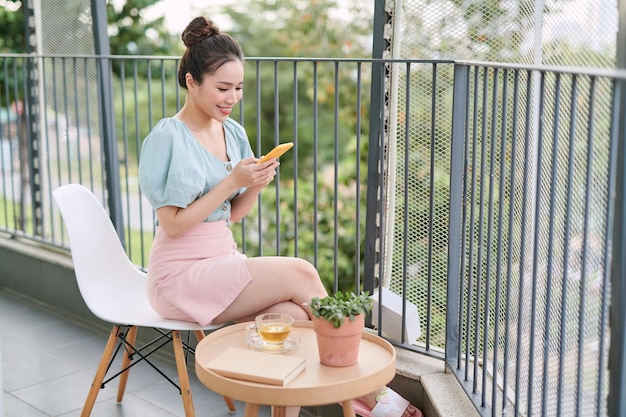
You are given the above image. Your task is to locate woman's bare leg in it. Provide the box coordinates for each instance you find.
[212,256,328,323]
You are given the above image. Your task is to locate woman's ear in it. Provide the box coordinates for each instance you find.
[185,72,195,89]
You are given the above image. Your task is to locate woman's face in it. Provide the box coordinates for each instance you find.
[188,59,244,122]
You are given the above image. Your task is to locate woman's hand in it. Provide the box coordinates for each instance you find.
[231,157,279,189]
[156,158,280,236]
[228,157,280,222]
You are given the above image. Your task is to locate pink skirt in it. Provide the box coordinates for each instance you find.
[147,221,252,326]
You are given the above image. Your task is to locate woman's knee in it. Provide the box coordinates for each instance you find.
[296,258,320,280]
[297,259,327,289]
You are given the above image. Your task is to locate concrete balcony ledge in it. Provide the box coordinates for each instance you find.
[394,348,480,417]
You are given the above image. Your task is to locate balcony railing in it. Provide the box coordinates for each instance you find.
[1,53,625,417]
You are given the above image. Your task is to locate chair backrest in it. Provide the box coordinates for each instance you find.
[53,184,150,322]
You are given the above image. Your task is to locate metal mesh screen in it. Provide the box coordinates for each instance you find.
[540,0,617,67]
[458,68,612,416]
[37,1,106,228]
[385,0,617,66]
[0,2,104,239]
[382,0,616,414]
[40,1,95,55]
[381,0,618,339]
[380,60,453,351]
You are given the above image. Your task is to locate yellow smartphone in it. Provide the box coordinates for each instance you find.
[257,142,294,163]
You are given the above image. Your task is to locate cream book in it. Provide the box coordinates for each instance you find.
[206,347,306,386]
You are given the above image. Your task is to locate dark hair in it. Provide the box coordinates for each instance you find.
[177,17,244,89]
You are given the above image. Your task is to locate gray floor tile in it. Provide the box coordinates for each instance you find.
[1,290,327,417]
[4,392,50,417]
[46,336,119,372]
[57,394,181,417]
[2,348,80,391]
[1,335,42,363]
[9,371,108,416]
[8,318,98,353]
[0,297,61,335]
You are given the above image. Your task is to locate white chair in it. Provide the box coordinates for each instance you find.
[52,183,235,417]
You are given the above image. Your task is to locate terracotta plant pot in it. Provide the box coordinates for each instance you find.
[312,314,364,367]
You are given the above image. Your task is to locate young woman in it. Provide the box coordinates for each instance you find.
[138,16,420,417]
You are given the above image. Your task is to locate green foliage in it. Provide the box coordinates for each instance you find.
[222,0,373,167]
[310,291,373,328]
[221,0,373,58]
[0,0,177,57]
[0,1,26,105]
[106,0,180,77]
[229,133,368,292]
[237,60,369,177]
[403,0,567,62]
[106,0,179,56]
[543,39,616,68]
[112,66,182,160]
[0,0,25,53]
[125,227,153,267]
[213,3,375,287]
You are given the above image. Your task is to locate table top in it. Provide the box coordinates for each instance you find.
[195,320,397,407]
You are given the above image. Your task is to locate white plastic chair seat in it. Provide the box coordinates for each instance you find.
[53,183,235,417]
[74,254,207,331]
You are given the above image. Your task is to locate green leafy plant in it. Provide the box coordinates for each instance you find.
[309,291,374,328]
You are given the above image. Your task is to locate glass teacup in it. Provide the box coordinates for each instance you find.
[248,313,294,346]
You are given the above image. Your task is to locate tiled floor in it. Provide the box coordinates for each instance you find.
[0,289,275,417]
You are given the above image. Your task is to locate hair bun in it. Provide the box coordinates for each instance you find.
[181,16,220,48]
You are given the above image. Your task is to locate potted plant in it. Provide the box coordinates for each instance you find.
[309,291,374,367]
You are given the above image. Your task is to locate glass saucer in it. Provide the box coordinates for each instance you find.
[246,332,302,353]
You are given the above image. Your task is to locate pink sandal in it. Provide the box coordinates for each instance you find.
[352,388,423,417]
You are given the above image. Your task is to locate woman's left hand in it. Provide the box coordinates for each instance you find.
[259,161,279,187]
[231,157,279,188]
[228,158,279,222]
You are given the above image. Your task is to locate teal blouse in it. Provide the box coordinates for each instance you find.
[138,117,253,222]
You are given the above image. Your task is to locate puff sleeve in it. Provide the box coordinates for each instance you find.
[138,119,204,211]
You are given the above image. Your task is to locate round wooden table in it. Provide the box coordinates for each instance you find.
[195,320,397,417]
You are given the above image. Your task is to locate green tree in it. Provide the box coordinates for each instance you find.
[0,0,25,53]
[107,0,178,56]
[0,0,178,75]
[106,0,180,78]
[218,0,374,291]
[222,0,374,167]
[401,0,563,62]
[220,0,373,58]
[0,0,179,71]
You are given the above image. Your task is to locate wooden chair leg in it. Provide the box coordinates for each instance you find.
[193,330,236,412]
[81,326,121,417]
[173,330,196,417]
[116,326,138,402]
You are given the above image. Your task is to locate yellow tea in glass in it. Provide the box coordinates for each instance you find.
[254,313,294,345]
